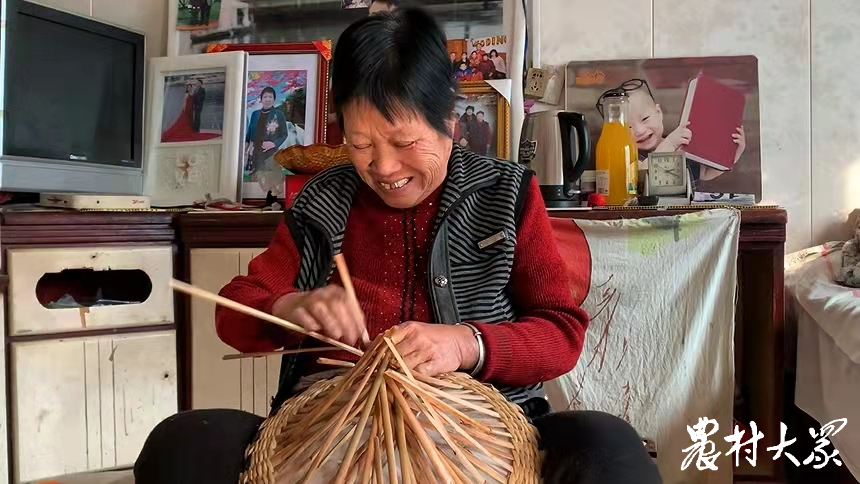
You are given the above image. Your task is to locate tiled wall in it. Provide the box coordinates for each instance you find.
[540,0,860,252]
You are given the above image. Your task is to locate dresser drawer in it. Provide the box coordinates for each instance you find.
[7,246,174,335]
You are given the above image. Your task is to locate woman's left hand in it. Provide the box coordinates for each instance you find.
[391,321,479,376]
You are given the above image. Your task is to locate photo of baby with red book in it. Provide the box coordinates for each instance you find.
[567,55,761,201]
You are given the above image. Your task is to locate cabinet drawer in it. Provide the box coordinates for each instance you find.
[7,246,174,335]
[10,331,177,483]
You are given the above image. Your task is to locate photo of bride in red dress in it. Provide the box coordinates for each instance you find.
[161,73,225,143]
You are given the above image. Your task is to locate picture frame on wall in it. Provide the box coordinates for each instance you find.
[143,51,247,207]
[455,81,511,160]
[207,41,332,201]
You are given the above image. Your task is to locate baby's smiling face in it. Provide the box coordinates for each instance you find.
[627,89,665,152]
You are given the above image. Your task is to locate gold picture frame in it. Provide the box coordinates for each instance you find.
[455,81,511,160]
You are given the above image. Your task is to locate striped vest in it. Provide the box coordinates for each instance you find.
[274,146,549,418]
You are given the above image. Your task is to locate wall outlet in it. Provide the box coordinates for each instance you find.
[525,68,549,99]
[540,66,564,106]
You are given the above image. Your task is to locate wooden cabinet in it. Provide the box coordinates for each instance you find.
[0,211,179,484]
[189,248,279,416]
[6,246,174,335]
[9,331,176,483]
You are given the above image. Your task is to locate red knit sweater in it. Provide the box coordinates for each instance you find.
[216,176,589,387]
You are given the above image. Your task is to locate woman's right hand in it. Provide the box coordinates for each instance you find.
[271,286,368,347]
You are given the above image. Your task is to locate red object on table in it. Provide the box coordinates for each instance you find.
[587,193,607,207]
[285,174,313,207]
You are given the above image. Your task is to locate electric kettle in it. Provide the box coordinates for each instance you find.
[518,111,591,208]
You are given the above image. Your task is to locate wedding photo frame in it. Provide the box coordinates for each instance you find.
[207,41,331,201]
[455,81,511,160]
[144,51,247,206]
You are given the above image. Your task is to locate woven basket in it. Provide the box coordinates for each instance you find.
[274,143,351,174]
[240,331,542,483]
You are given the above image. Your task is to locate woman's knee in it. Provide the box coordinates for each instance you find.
[135,409,264,484]
[534,410,662,484]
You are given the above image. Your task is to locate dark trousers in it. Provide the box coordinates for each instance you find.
[134,409,662,484]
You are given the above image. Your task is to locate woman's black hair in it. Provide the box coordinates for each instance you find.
[331,8,456,136]
[260,86,277,100]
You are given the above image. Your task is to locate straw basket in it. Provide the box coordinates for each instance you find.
[240,330,542,484]
[274,143,351,174]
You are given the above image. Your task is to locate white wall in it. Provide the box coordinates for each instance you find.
[28,0,167,59]
[539,0,860,253]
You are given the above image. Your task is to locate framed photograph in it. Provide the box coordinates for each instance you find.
[566,55,761,200]
[144,51,247,207]
[447,35,509,81]
[207,41,331,201]
[454,81,511,160]
[174,0,222,31]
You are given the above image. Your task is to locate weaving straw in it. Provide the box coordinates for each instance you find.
[170,278,542,483]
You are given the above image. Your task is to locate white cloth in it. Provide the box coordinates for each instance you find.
[545,209,740,484]
[787,245,860,480]
[786,244,860,363]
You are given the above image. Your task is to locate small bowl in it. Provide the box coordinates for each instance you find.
[274,144,351,174]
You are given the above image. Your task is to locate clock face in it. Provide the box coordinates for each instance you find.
[647,152,687,196]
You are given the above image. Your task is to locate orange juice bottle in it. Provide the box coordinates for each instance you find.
[595,93,638,205]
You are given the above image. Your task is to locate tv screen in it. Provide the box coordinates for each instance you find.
[4,0,143,168]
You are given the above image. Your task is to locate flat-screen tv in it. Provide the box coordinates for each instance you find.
[0,0,145,194]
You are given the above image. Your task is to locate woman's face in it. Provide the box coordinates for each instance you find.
[261,92,275,109]
[343,99,452,209]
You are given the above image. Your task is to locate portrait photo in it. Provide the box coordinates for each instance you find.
[566,55,762,200]
[447,35,508,82]
[244,69,308,185]
[160,71,226,143]
[224,46,326,200]
[175,0,222,31]
[454,82,510,159]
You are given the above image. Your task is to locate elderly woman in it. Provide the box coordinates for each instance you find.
[134,9,662,484]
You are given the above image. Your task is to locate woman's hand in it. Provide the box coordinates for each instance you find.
[271,287,368,347]
[392,322,479,376]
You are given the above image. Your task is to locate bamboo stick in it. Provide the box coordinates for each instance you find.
[170,278,362,357]
[377,381,398,484]
[318,358,356,368]
[302,346,388,483]
[400,384,487,483]
[393,390,415,484]
[334,254,370,346]
[387,379,454,484]
[223,346,340,361]
[385,370,500,419]
[385,370,491,434]
[359,419,378,484]
[334,354,390,484]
